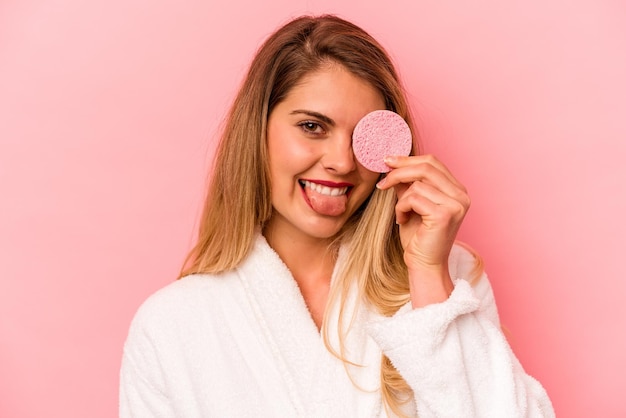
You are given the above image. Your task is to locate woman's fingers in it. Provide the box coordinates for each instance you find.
[377,154,470,211]
[394,180,468,226]
[374,154,470,270]
[378,154,466,192]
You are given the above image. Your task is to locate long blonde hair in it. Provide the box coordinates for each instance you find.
[181,14,454,416]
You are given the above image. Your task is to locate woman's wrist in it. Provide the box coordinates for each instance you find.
[407,266,454,308]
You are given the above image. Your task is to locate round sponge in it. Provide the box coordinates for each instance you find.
[352,110,412,173]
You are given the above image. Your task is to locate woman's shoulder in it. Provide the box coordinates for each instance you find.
[449,242,483,280]
[450,242,500,326]
[143,271,237,305]
[127,271,244,335]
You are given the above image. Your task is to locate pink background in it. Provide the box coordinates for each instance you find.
[1,0,625,416]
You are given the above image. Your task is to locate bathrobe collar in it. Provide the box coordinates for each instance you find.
[236,233,382,416]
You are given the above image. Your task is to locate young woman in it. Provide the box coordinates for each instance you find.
[120,15,554,417]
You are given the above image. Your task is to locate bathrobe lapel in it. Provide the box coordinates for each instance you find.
[236,234,382,416]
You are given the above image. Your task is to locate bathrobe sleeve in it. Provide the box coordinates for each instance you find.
[367,247,555,418]
[119,299,175,418]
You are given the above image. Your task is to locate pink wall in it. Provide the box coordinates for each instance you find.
[1,0,624,416]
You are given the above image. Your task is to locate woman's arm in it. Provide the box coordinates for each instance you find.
[368,249,555,418]
[119,301,175,418]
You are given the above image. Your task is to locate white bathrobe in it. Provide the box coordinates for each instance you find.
[120,234,554,417]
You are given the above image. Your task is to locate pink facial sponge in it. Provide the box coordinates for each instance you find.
[352,110,412,173]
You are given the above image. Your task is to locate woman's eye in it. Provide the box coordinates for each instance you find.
[298,121,325,135]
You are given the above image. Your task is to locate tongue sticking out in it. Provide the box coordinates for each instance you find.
[304,186,348,216]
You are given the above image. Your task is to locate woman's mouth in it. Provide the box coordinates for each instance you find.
[299,180,352,216]
[300,180,349,196]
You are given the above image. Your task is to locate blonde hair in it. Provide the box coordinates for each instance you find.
[180,14,479,416]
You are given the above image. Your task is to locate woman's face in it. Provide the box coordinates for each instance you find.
[264,64,384,242]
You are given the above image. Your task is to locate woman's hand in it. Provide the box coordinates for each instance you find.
[376,154,471,307]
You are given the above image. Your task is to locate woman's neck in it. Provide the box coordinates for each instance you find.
[263,222,339,330]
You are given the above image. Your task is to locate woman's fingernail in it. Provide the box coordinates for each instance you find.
[383,156,397,164]
[376,177,386,189]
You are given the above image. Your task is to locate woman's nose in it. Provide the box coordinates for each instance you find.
[320,133,356,174]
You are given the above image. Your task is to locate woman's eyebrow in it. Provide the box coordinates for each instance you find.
[289,109,336,126]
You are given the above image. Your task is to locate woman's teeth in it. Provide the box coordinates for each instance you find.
[301,180,348,196]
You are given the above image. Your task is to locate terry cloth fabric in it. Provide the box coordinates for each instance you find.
[120,233,555,417]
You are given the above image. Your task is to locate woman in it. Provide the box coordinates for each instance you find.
[120,15,554,417]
